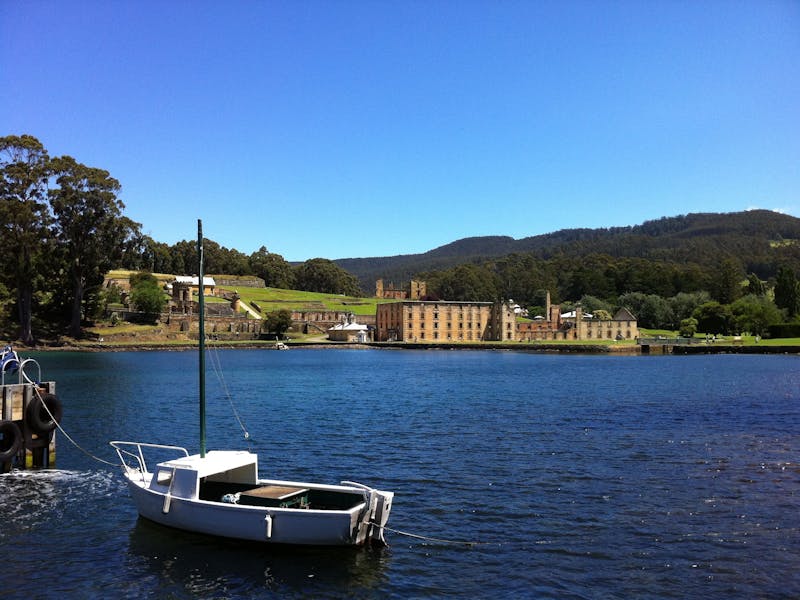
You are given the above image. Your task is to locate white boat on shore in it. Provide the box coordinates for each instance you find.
[110,220,393,546]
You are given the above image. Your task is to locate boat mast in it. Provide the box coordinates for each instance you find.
[198,219,206,458]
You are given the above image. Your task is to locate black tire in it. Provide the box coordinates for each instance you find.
[25,393,63,434]
[0,420,22,462]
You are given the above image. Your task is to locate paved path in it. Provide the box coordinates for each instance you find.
[240,302,262,319]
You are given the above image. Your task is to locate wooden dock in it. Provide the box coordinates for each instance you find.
[0,363,60,472]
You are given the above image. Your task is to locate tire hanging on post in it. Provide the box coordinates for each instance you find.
[25,393,63,434]
[0,420,23,462]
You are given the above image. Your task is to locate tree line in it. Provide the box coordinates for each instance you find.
[136,239,359,298]
[419,254,800,336]
[0,135,360,343]
[4,133,800,342]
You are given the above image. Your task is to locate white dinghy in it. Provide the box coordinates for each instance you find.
[111,221,393,546]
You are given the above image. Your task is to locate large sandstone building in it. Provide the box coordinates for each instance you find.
[375,291,638,343]
[375,300,516,342]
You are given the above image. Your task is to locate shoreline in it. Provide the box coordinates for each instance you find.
[17,340,800,355]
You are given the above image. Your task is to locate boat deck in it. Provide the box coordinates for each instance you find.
[199,480,365,510]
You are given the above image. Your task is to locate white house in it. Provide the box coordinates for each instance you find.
[173,275,216,295]
[328,315,370,342]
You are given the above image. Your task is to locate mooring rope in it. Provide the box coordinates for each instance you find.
[23,373,118,468]
[206,342,252,443]
[376,523,495,547]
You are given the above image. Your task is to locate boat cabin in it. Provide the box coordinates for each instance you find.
[150,450,258,500]
[148,450,366,511]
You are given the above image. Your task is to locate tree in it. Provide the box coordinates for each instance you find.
[427,263,498,302]
[730,294,782,336]
[669,291,711,326]
[249,247,295,289]
[692,301,734,335]
[746,273,766,296]
[129,272,165,322]
[294,259,361,295]
[0,135,50,344]
[263,309,293,338]
[49,156,140,337]
[774,265,800,318]
[618,292,673,329]
[679,317,698,338]
[712,258,743,304]
[579,294,614,314]
[171,240,197,276]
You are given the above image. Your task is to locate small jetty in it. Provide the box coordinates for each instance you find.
[0,347,61,472]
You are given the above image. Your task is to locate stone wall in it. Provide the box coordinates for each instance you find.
[291,310,376,332]
[164,314,262,337]
[209,275,266,288]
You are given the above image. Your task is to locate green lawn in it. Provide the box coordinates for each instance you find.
[639,329,800,346]
[220,286,399,316]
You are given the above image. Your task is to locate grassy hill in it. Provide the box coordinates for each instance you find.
[224,286,395,317]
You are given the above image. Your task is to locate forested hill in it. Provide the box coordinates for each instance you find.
[335,210,800,290]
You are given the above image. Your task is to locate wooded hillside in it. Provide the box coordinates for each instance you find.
[335,210,800,291]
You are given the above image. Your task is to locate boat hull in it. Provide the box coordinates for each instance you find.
[125,475,389,546]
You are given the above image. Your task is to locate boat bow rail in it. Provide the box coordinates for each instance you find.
[110,441,190,479]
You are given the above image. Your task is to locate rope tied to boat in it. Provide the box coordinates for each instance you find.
[373,523,497,547]
[22,371,118,468]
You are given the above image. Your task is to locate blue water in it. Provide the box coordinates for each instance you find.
[1,349,798,599]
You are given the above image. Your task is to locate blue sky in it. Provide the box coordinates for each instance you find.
[2,1,798,262]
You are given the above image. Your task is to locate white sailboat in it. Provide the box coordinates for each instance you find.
[111,220,393,546]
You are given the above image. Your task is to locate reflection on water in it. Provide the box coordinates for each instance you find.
[127,518,391,598]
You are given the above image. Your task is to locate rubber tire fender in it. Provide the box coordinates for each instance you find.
[26,393,63,434]
[0,420,23,462]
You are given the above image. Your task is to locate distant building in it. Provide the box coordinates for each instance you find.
[173,275,216,295]
[170,276,216,314]
[375,300,515,342]
[375,279,427,300]
[327,314,370,342]
[576,307,639,341]
[516,292,638,341]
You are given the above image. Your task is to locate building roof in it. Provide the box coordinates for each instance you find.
[328,322,368,332]
[561,310,593,319]
[174,276,216,286]
[613,307,637,321]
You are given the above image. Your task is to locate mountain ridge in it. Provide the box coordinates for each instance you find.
[334,210,800,289]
